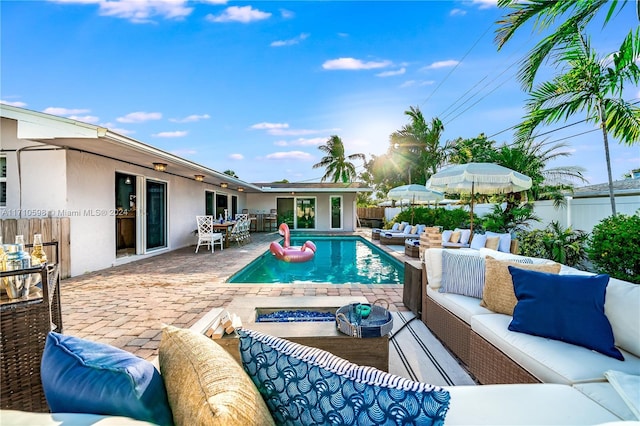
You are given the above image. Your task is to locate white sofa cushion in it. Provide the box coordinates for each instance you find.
[478,247,553,264]
[0,410,157,425]
[427,287,493,324]
[471,314,640,384]
[443,384,622,425]
[574,382,638,421]
[605,278,640,358]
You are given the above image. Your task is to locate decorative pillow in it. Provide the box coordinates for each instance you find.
[440,251,486,298]
[404,225,415,235]
[424,248,444,289]
[480,257,561,315]
[159,325,274,426]
[449,231,461,243]
[469,234,487,250]
[485,236,500,251]
[390,223,400,231]
[455,229,472,245]
[441,230,453,243]
[416,224,426,235]
[238,328,450,425]
[485,231,512,253]
[604,278,640,358]
[41,332,173,426]
[398,223,407,231]
[508,268,623,361]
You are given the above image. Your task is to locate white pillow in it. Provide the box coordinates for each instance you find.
[441,230,453,243]
[454,228,472,245]
[605,278,640,358]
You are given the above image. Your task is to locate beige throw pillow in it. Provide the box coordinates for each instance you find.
[449,231,461,243]
[485,236,500,251]
[159,325,274,426]
[480,257,561,315]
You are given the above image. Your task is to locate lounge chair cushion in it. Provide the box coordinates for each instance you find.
[41,332,173,426]
[159,325,274,426]
[238,328,450,425]
[440,251,486,298]
[508,269,623,361]
[480,257,560,315]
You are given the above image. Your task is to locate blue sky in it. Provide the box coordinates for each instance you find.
[2,0,638,186]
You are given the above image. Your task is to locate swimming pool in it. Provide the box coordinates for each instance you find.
[228,235,404,284]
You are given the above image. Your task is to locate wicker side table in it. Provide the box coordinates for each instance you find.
[1,257,62,412]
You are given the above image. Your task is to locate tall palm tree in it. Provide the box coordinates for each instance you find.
[515,29,640,215]
[495,0,638,90]
[390,106,447,184]
[313,135,365,183]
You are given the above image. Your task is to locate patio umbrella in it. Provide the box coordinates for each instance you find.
[426,163,532,234]
[387,184,444,224]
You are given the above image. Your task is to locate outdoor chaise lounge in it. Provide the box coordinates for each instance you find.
[371,221,407,240]
[380,223,426,245]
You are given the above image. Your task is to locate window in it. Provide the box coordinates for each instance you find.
[0,156,6,207]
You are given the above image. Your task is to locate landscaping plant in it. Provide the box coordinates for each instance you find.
[587,213,640,284]
[518,221,588,268]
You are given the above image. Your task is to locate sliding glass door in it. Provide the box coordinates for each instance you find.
[146,180,166,250]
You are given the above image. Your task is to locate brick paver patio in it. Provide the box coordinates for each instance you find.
[60,230,409,360]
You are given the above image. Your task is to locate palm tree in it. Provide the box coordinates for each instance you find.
[390,106,447,184]
[223,169,238,178]
[313,135,365,183]
[515,29,640,215]
[495,0,638,90]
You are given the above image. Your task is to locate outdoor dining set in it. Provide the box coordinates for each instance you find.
[194,215,251,253]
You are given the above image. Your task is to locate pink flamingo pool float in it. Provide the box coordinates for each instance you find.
[269,223,316,263]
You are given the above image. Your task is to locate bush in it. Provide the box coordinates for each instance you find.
[518,221,588,268]
[587,213,640,283]
[392,207,473,231]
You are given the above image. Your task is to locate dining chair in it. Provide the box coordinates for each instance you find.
[195,215,224,253]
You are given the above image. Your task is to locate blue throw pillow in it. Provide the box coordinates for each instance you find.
[469,234,487,250]
[238,329,450,425]
[508,268,623,361]
[440,251,485,298]
[41,332,173,425]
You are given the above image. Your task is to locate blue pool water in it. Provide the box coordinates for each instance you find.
[228,236,404,284]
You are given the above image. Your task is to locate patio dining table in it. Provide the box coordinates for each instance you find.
[213,222,235,248]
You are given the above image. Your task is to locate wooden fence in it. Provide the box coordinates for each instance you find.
[357,207,385,219]
[1,218,71,279]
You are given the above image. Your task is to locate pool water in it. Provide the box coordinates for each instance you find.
[228,236,404,284]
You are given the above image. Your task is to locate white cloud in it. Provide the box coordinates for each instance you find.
[471,0,498,9]
[43,107,91,115]
[450,8,467,16]
[0,100,27,107]
[206,6,271,23]
[117,111,162,123]
[376,68,406,77]
[251,122,289,130]
[68,115,100,123]
[268,128,319,136]
[265,151,314,161]
[280,8,294,19]
[400,80,435,88]
[169,114,210,123]
[423,60,460,70]
[323,57,392,70]
[229,153,244,160]
[271,33,309,47]
[50,0,195,23]
[274,137,325,147]
[152,131,187,138]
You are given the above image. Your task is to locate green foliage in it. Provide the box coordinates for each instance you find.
[518,221,589,267]
[480,204,540,234]
[587,213,640,283]
[392,207,472,230]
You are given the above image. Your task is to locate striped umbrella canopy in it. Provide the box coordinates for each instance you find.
[387,184,445,205]
[426,163,532,233]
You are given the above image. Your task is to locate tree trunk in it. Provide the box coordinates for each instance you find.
[598,101,617,216]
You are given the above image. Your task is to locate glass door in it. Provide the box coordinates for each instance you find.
[296,198,316,229]
[146,180,166,250]
[330,196,342,229]
[115,173,137,257]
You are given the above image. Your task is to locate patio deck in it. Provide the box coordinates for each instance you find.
[59,229,475,386]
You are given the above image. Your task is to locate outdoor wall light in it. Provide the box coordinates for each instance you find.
[194,174,205,182]
[153,162,167,172]
[238,187,244,192]
[220,182,228,188]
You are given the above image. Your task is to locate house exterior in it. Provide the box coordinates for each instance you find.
[1,105,371,277]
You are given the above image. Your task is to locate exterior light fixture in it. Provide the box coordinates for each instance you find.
[194,175,205,182]
[153,163,167,172]
[238,187,244,192]
[124,176,132,185]
[220,182,228,188]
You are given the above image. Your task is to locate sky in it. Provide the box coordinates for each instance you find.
[1,0,638,187]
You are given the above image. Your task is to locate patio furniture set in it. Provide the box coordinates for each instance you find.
[195,215,252,253]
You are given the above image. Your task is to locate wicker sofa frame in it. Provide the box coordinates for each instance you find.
[420,258,542,385]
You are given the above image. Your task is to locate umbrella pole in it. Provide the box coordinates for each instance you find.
[470,182,475,234]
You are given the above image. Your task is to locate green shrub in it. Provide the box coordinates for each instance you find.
[480,204,539,234]
[587,213,640,283]
[392,207,472,230]
[518,221,588,268]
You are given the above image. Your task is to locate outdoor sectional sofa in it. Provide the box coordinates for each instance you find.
[421,246,640,421]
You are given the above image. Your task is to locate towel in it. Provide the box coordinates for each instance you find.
[605,370,640,420]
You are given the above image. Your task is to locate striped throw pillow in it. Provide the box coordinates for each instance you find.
[440,251,486,298]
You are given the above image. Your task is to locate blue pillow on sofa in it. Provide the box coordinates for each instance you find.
[41,332,173,425]
[507,268,623,361]
[238,328,450,425]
